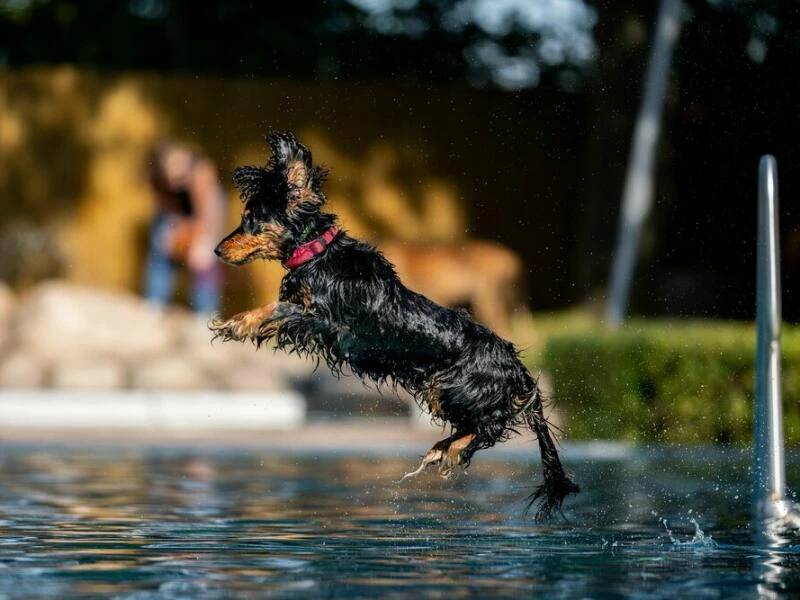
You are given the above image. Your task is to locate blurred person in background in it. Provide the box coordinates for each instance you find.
[144,139,226,315]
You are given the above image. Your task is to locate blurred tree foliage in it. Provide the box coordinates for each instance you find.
[0,0,794,89]
[0,0,597,90]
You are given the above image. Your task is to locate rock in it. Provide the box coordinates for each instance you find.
[222,361,288,391]
[16,281,179,363]
[265,351,319,380]
[182,313,319,379]
[0,350,48,388]
[0,281,13,311]
[180,313,318,389]
[131,355,214,390]
[51,358,126,390]
[180,312,251,376]
[0,282,14,353]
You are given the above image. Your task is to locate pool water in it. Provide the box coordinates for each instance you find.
[1,442,799,598]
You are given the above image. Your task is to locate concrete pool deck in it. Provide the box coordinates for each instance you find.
[0,418,443,450]
[0,389,439,450]
[0,417,636,463]
[0,389,306,430]
[0,389,634,459]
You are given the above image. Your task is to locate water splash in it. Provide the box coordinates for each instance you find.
[661,517,717,548]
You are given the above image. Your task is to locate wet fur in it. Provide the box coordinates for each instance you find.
[211,132,579,519]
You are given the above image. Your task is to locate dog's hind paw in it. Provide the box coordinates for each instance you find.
[397,433,477,483]
[398,447,445,482]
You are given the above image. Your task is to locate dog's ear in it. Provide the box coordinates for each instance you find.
[232,165,268,202]
[267,131,327,211]
[267,132,311,189]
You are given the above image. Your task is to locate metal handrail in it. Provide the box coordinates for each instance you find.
[753,155,800,530]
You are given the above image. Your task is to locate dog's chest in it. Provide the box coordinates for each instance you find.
[280,280,315,313]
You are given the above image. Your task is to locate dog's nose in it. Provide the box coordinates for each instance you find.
[214,243,223,257]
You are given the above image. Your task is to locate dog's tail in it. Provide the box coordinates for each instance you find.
[522,387,580,520]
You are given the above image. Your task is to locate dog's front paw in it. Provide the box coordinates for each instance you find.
[209,303,278,343]
[209,314,254,343]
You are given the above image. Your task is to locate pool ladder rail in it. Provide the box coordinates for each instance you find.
[753,155,800,531]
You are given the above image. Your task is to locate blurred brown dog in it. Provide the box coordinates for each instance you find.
[378,239,528,339]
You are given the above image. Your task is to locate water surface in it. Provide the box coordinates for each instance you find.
[1,442,799,598]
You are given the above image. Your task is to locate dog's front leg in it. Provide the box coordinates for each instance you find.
[210,302,291,343]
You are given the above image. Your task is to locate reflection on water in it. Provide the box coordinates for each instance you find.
[0,444,799,598]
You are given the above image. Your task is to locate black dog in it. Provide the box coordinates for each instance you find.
[210,132,579,518]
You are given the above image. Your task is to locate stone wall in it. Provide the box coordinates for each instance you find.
[0,280,312,391]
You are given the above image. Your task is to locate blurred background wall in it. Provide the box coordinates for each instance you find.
[0,68,583,314]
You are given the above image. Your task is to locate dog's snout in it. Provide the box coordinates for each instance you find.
[214,242,223,258]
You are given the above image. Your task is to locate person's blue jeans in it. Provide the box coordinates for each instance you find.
[144,214,220,314]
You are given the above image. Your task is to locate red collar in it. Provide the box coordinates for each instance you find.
[282,225,339,270]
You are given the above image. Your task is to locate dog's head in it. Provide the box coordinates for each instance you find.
[215,132,328,265]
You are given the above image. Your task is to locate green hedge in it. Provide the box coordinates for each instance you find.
[538,320,800,445]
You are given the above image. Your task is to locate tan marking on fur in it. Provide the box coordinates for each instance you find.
[286,160,308,188]
[298,285,314,313]
[447,433,476,457]
[216,223,285,264]
[424,381,443,420]
[288,187,323,211]
[285,284,315,313]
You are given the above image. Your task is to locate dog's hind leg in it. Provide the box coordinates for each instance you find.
[399,432,477,481]
[523,389,580,519]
